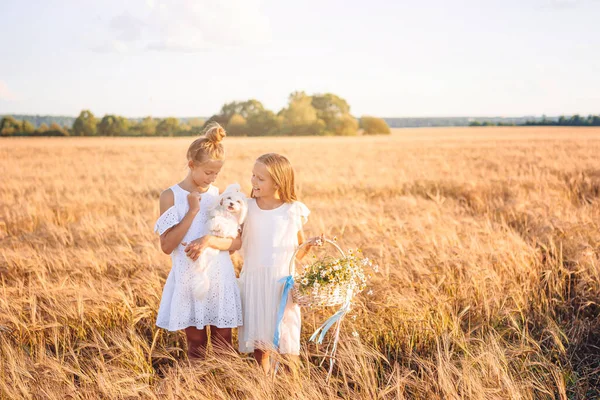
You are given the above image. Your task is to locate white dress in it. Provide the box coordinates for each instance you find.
[154,184,243,331]
[238,199,310,355]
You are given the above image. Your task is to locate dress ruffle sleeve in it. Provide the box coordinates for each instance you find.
[154,206,180,235]
[290,201,310,231]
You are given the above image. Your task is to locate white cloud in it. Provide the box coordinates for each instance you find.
[0,81,17,101]
[92,0,271,53]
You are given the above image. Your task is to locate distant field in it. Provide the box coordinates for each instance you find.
[2,127,600,399]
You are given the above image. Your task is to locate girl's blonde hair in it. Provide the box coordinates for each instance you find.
[187,122,226,164]
[254,153,297,203]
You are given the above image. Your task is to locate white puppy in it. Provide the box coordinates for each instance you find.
[192,183,247,300]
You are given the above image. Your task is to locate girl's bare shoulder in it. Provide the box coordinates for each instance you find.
[159,188,175,212]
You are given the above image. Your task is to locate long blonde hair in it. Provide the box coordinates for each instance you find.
[187,122,226,164]
[254,153,297,203]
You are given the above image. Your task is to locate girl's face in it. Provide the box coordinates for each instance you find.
[251,161,277,199]
[189,159,224,190]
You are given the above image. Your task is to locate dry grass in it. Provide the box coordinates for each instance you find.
[2,126,600,399]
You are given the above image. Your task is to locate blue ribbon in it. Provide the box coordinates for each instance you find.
[309,300,351,344]
[273,275,295,349]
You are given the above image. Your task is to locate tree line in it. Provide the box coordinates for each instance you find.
[523,114,600,126]
[0,92,391,137]
[469,114,600,127]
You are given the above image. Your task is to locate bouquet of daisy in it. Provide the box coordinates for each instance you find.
[291,241,378,307]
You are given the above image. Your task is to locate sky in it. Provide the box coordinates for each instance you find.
[0,0,599,118]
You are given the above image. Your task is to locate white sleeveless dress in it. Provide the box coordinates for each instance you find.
[238,199,310,355]
[154,184,243,331]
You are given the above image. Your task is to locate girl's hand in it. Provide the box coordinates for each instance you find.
[187,191,202,214]
[295,233,324,262]
[182,236,212,261]
[306,234,325,248]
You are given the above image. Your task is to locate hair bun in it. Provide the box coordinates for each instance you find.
[204,122,226,144]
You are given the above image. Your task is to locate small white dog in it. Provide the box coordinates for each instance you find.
[192,183,247,300]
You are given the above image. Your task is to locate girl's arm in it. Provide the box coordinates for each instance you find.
[184,234,241,260]
[210,235,241,251]
[159,189,200,254]
[294,230,323,261]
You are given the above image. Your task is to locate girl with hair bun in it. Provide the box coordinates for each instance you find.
[154,122,243,359]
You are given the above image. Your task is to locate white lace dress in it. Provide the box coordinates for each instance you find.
[154,184,243,331]
[238,199,310,355]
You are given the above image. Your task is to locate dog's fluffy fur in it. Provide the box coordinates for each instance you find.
[192,183,247,300]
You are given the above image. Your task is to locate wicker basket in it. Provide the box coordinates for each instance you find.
[289,238,356,307]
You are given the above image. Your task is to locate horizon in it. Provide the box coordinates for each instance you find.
[1,0,599,117]
[0,112,585,120]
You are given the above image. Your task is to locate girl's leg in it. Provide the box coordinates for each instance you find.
[184,326,208,360]
[254,349,271,374]
[210,326,233,351]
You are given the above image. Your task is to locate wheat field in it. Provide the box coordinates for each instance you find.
[1,127,600,399]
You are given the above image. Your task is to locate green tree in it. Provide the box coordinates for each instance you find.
[240,99,265,118]
[136,117,157,136]
[37,123,49,133]
[128,120,140,136]
[226,113,247,136]
[569,114,584,126]
[0,116,20,136]
[73,110,97,136]
[360,116,391,135]
[156,117,180,136]
[586,115,594,126]
[206,99,266,128]
[279,92,326,136]
[280,92,318,124]
[98,115,130,136]
[311,93,351,135]
[48,122,69,136]
[333,114,359,136]
[174,122,194,136]
[223,99,264,119]
[21,120,35,135]
[246,110,281,136]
